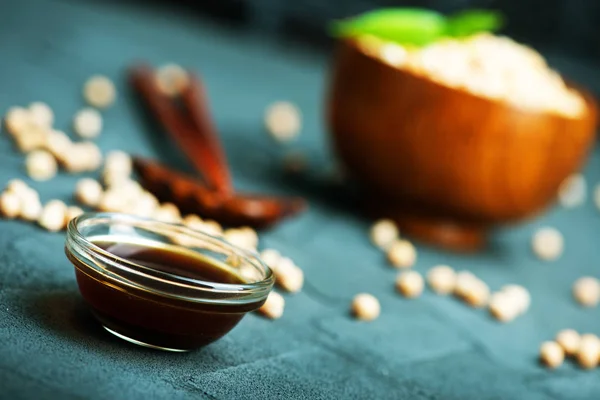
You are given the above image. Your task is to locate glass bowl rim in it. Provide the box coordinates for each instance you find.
[65,212,274,303]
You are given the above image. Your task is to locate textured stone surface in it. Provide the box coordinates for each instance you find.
[0,0,599,399]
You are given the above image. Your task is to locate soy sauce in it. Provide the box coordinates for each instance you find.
[67,240,262,351]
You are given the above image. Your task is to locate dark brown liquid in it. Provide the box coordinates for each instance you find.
[100,242,244,284]
[67,241,263,351]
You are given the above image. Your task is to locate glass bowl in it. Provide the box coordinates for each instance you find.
[65,212,274,352]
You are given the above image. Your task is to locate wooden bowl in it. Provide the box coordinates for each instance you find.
[327,39,598,251]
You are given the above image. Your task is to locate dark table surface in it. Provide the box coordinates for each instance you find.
[1,0,600,399]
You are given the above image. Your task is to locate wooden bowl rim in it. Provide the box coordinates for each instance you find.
[342,38,598,124]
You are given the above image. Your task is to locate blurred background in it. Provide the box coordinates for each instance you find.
[2,0,598,223]
[121,0,600,61]
[63,0,599,100]
[3,0,599,96]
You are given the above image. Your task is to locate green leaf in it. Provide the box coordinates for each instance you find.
[330,8,446,47]
[446,9,504,38]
